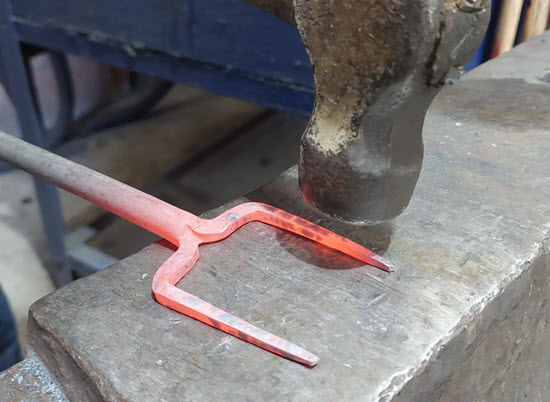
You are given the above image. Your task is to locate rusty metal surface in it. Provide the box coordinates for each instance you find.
[20,33,550,400]
[250,0,490,224]
[0,350,67,401]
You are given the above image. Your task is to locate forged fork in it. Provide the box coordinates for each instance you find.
[0,131,391,367]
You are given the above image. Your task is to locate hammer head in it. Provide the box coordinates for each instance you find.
[296,0,490,225]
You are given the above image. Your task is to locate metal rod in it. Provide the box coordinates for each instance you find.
[0,130,392,367]
[0,131,197,246]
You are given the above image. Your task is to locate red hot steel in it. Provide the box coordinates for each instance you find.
[0,131,392,367]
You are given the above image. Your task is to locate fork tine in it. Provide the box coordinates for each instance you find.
[155,284,319,367]
[152,245,319,367]
[207,203,393,272]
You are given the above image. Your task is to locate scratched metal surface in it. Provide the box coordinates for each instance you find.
[0,350,67,401]
[27,34,550,400]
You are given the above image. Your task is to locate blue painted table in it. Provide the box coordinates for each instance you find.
[11,0,315,114]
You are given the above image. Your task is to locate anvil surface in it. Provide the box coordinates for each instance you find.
[3,34,550,401]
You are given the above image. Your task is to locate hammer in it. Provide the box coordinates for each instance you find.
[249,0,490,225]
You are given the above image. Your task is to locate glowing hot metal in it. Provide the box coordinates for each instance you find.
[0,131,391,367]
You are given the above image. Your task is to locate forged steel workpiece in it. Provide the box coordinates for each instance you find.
[0,131,391,367]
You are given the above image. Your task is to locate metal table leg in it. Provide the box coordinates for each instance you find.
[0,0,72,286]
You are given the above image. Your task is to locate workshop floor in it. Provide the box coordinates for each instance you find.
[0,56,307,352]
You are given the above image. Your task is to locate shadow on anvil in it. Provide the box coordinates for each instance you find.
[248,188,393,271]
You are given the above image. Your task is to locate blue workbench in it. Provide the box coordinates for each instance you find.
[12,0,314,114]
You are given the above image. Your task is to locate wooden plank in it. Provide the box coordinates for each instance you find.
[491,0,524,57]
[522,0,550,41]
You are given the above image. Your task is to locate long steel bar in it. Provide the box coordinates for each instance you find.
[0,131,197,246]
[0,131,391,366]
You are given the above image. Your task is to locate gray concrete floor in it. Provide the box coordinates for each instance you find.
[0,55,306,353]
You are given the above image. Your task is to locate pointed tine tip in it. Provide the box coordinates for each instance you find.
[304,355,320,368]
[290,349,319,368]
[349,241,393,272]
[371,255,394,272]
[279,342,319,367]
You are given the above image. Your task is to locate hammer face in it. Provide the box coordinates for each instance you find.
[300,142,421,226]
[299,84,436,225]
